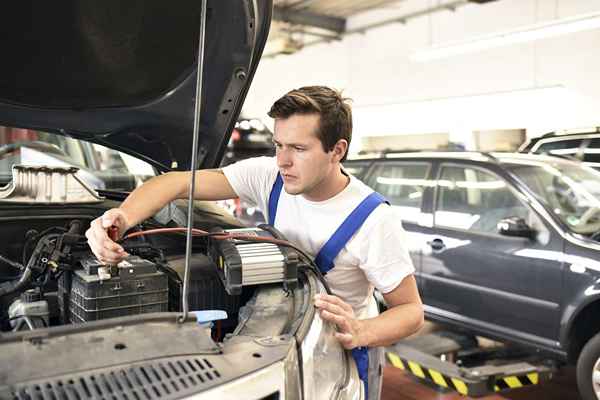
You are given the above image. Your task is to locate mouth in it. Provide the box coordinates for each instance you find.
[281,173,296,181]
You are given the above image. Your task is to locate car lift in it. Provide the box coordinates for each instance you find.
[386,331,556,397]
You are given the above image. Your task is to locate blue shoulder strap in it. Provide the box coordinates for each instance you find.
[268,173,284,226]
[314,191,388,274]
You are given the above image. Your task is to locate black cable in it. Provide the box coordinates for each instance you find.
[0,233,59,297]
[22,226,67,266]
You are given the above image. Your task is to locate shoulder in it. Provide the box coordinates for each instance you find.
[223,156,277,179]
[228,156,277,170]
[348,177,403,225]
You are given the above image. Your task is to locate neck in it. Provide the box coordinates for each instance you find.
[302,166,349,202]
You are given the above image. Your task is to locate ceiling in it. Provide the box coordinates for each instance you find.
[266,0,498,57]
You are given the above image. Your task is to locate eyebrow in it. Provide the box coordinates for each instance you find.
[272,139,307,147]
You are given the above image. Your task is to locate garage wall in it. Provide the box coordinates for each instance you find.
[243,0,600,154]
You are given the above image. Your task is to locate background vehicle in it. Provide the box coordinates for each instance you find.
[345,151,600,399]
[520,128,600,170]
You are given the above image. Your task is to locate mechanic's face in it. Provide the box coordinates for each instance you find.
[273,113,343,201]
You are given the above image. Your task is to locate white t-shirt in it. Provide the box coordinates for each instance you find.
[223,156,415,319]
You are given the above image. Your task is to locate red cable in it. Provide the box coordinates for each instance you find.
[122,227,291,247]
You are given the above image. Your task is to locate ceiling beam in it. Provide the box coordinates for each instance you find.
[273,6,346,34]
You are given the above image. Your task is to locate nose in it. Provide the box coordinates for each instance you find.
[276,147,292,168]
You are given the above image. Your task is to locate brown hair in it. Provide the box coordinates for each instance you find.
[268,86,353,162]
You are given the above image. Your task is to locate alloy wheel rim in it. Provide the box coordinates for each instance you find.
[592,357,600,398]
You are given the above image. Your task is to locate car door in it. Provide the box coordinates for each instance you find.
[364,160,433,290]
[419,162,562,342]
[343,160,373,180]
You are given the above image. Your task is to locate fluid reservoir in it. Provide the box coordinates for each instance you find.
[8,288,49,331]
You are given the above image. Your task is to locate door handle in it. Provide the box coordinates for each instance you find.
[427,238,446,252]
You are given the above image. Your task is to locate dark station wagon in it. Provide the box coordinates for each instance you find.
[346,151,600,400]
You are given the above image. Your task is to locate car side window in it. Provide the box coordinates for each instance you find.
[582,137,600,165]
[342,161,370,179]
[534,139,584,156]
[366,162,429,222]
[435,165,530,234]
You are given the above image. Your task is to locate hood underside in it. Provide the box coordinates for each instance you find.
[0,1,272,171]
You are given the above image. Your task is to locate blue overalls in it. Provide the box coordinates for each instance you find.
[268,173,387,399]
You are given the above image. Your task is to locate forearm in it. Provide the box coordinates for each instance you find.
[119,171,189,228]
[358,302,424,347]
[118,169,237,228]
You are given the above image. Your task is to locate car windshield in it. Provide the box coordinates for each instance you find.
[0,126,156,191]
[507,161,600,234]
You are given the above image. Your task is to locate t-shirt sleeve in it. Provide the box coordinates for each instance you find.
[351,206,416,294]
[222,156,278,211]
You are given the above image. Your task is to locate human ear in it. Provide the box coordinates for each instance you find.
[332,139,348,162]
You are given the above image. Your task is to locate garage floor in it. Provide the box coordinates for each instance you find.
[381,365,580,400]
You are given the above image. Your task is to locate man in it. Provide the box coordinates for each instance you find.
[86,86,424,399]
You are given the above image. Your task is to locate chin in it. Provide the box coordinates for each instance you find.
[283,183,303,195]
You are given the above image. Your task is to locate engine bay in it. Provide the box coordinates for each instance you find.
[0,204,304,341]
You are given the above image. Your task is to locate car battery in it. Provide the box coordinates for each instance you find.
[66,255,168,323]
[208,226,298,295]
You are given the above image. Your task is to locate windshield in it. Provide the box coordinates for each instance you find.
[0,126,156,191]
[508,161,600,234]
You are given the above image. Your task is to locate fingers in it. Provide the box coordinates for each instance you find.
[315,300,349,319]
[319,309,352,332]
[334,332,354,349]
[101,209,129,232]
[85,210,129,264]
[314,294,361,349]
[314,294,354,314]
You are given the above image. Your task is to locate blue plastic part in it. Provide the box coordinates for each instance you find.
[192,310,228,325]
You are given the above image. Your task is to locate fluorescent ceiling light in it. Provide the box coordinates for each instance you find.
[411,10,600,62]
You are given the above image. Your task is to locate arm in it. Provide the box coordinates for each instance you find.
[314,274,424,348]
[85,169,237,264]
[120,169,237,227]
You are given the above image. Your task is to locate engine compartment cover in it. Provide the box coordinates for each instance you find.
[0,165,103,204]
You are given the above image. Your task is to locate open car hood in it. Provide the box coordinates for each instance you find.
[0,1,272,172]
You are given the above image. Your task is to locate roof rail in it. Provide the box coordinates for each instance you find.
[481,152,507,162]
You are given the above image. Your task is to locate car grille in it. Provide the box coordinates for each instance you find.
[9,356,222,400]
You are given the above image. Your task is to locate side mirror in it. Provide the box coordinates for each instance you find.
[497,217,535,239]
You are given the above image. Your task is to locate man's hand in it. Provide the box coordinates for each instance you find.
[85,208,130,264]
[314,293,366,349]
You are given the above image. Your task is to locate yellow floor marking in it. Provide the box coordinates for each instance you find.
[527,373,539,384]
[387,353,405,370]
[408,361,425,378]
[428,369,448,388]
[451,378,469,395]
[504,376,522,388]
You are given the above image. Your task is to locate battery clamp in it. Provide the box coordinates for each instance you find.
[207,226,299,296]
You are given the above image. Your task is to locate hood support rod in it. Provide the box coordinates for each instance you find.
[179,0,208,324]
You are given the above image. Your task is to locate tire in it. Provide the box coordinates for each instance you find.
[577,332,600,400]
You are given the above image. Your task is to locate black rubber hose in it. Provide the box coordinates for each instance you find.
[0,268,32,297]
[0,234,58,297]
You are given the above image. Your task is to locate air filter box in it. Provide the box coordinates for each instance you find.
[208,226,298,295]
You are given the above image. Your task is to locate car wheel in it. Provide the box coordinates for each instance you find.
[577,332,600,400]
